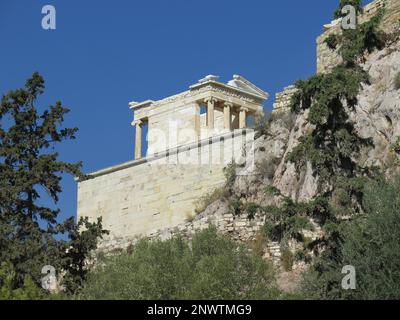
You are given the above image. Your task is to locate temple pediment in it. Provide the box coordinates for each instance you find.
[227,75,269,100]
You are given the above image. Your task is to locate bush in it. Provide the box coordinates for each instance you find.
[334,0,362,19]
[254,110,295,139]
[223,161,238,188]
[254,111,272,138]
[79,227,280,300]
[394,72,400,90]
[390,136,400,154]
[301,175,400,299]
[270,111,296,131]
[325,34,339,50]
[251,232,268,257]
[0,263,45,300]
[280,247,294,272]
[256,157,281,180]
[194,188,226,214]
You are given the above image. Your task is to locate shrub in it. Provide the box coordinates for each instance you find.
[325,34,339,50]
[0,263,45,300]
[254,111,272,138]
[390,136,400,154]
[185,212,196,222]
[256,157,281,180]
[223,161,237,188]
[334,0,362,19]
[270,111,296,131]
[251,232,268,257]
[254,110,295,139]
[79,227,280,300]
[280,248,294,272]
[301,175,400,299]
[228,197,244,216]
[264,185,281,196]
[194,187,225,214]
[394,72,400,90]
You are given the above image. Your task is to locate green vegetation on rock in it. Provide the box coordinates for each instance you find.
[301,175,400,299]
[79,227,280,300]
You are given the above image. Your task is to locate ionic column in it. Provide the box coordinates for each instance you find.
[204,97,217,130]
[239,107,248,129]
[223,102,233,131]
[133,119,143,159]
[194,103,201,140]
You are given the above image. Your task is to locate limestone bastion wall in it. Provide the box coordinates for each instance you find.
[78,129,259,250]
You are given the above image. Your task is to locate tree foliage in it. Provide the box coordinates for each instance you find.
[301,175,400,299]
[328,8,386,66]
[79,227,279,300]
[0,262,44,300]
[0,72,108,295]
[334,0,363,19]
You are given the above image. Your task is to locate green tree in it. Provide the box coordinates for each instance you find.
[0,72,107,295]
[301,175,400,299]
[61,216,109,293]
[334,0,363,19]
[0,262,44,300]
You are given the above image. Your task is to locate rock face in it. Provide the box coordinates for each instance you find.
[270,39,400,202]
[354,41,400,171]
[271,109,317,202]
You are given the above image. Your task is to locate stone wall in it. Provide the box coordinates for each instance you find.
[97,196,285,266]
[316,0,400,74]
[78,129,255,248]
[272,85,298,114]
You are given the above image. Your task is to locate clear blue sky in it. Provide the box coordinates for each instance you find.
[0,0,371,226]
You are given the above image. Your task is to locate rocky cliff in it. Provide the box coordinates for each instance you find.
[264,39,400,203]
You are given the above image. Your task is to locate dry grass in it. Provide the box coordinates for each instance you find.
[185,212,196,222]
[251,232,268,257]
[280,248,294,272]
[194,187,226,214]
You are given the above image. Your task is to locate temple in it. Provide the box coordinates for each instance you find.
[77,75,268,247]
[130,74,267,159]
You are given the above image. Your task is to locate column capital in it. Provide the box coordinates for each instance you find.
[239,106,249,112]
[224,102,233,108]
[204,97,218,104]
[131,119,143,126]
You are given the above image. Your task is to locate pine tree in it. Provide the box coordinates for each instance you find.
[0,72,107,293]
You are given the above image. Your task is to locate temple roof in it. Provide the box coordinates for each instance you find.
[129,74,268,110]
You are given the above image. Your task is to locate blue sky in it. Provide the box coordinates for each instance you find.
[0,0,371,226]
